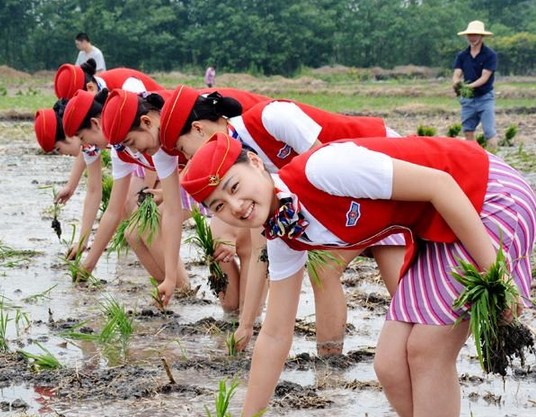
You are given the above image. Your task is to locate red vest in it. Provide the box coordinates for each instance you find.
[241,100,387,169]
[113,145,155,171]
[198,87,271,112]
[100,68,164,92]
[278,137,489,275]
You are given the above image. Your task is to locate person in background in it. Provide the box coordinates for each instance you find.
[204,65,216,88]
[452,20,498,149]
[75,32,106,73]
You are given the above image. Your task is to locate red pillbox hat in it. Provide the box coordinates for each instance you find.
[34,109,58,152]
[101,89,139,145]
[54,64,85,99]
[181,132,242,203]
[159,85,199,154]
[63,90,94,137]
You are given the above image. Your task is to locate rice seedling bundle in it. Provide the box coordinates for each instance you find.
[452,247,535,375]
[186,208,228,297]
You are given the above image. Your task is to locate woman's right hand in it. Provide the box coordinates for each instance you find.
[65,243,87,260]
[234,324,254,352]
[55,186,75,204]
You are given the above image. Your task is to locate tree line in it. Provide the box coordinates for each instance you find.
[1,0,536,76]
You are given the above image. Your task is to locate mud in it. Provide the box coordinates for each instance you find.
[1,117,536,417]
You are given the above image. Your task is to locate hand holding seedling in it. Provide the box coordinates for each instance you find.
[233,323,254,352]
[213,241,236,263]
[55,185,75,204]
[143,187,163,205]
[65,243,87,261]
[157,279,175,307]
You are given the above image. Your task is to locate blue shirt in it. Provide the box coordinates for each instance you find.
[453,44,497,96]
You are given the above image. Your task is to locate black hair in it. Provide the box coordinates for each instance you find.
[52,99,68,141]
[180,92,243,135]
[130,93,165,130]
[75,32,90,42]
[77,88,109,131]
[235,143,258,163]
[80,58,98,86]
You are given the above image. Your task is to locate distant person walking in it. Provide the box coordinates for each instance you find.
[75,32,106,73]
[452,20,498,149]
[204,65,216,88]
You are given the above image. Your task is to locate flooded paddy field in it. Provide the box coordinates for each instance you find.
[1,116,536,417]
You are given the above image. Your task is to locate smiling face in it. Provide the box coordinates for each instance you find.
[123,113,161,156]
[203,152,276,229]
[77,118,108,148]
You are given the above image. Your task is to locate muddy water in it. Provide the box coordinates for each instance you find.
[1,121,536,417]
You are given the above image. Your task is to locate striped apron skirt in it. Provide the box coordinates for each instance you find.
[387,153,536,325]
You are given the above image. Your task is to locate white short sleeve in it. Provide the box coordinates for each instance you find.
[262,102,321,153]
[152,148,178,179]
[305,142,393,199]
[111,147,135,180]
[267,238,308,281]
[81,146,101,166]
[121,77,147,94]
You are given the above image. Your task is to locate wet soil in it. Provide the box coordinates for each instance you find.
[1,116,536,417]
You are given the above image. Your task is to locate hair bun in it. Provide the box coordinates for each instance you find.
[94,88,109,105]
[145,93,165,110]
[81,58,97,76]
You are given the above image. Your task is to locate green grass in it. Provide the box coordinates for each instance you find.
[19,342,62,371]
[0,241,43,267]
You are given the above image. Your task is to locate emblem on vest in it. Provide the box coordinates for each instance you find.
[277,144,292,159]
[114,144,126,152]
[346,201,361,227]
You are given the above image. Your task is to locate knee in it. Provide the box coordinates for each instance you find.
[374,349,405,387]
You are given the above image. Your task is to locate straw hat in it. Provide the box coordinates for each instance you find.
[457,20,492,36]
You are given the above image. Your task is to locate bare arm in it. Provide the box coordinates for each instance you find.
[157,169,186,305]
[234,228,268,350]
[56,153,86,204]
[82,174,131,273]
[242,268,304,417]
[467,68,493,89]
[391,159,496,270]
[67,157,102,259]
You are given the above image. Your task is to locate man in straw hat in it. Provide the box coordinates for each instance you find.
[452,20,498,149]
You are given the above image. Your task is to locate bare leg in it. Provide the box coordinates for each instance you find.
[409,322,469,417]
[313,249,359,356]
[375,321,414,417]
[370,245,406,296]
[464,131,475,141]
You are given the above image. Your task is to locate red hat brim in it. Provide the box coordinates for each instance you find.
[181,132,242,203]
[54,64,85,99]
[34,108,58,152]
[160,85,199,154]
[63,90,95,137]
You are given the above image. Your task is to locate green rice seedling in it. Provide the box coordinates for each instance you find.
[0,240,42,267]
[476,133,486,147]
[306,250,344,287]
[149,277,165,310]
[225,327,243,357]
[416,125,437,136]
[50,187,62,240]
[447,123,462,138]
[126,188,160,245]
[19,342,62,371]
[500,124,518,147]
[0,307,10,353]
[100,148,112,170]
[186,208,229,297]
[59,321,97,342]
[14,309,30,336]
[99,295,134,351]
[22,285,57,303]
[99,173,114,214]
[205,378,240,417]
[109,219,130,257]
[452,246,534,375]
[458,83,474,98]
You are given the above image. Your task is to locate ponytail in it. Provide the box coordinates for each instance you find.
[180,91,243,135]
